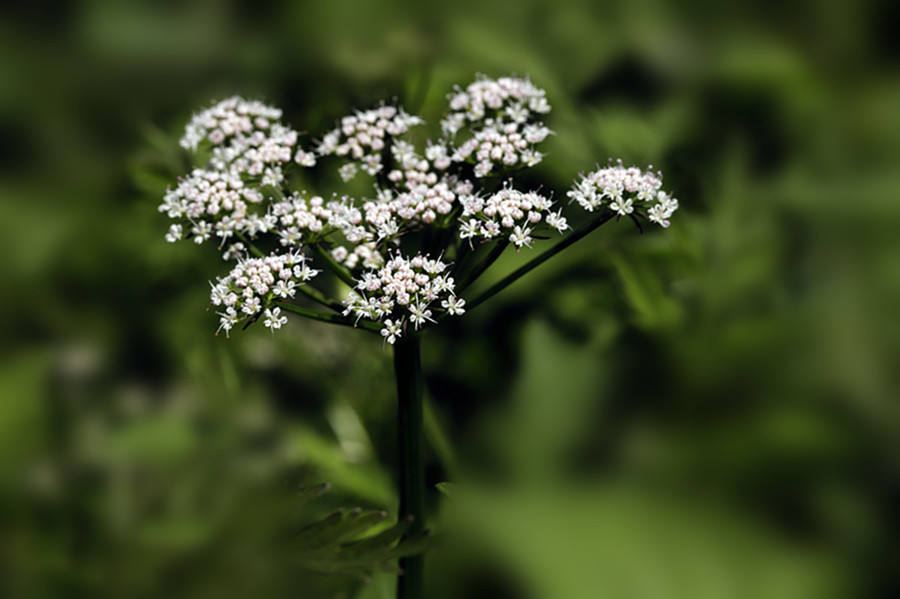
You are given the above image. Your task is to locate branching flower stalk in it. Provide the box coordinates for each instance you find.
[157,75,679,599]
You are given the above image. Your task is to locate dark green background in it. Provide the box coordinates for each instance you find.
[2,1,898,597]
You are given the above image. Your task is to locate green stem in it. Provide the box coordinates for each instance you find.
[465,211,616,312]
[295,284,344,313]
[275,301,381,332]
[309,243,357,288]
[236,233,265,259]
[394,333,425,599]
[457,239,509,292]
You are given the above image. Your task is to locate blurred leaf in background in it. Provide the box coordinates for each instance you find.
[1,0,898,598]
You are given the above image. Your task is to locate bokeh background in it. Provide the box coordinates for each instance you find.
[2,1,898,597]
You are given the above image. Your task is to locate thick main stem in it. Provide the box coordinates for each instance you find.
[393,333,425,599]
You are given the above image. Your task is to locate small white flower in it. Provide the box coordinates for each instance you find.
[610,197,634,215]
[339,162,358,182]
[377,218,400,240]
[241,297,260,315]
[331,246,349,263]
[521,149,543,167]
[273,280,296,298]
[441,296,466,315]
[192,221,212,243]
[263,307,288,331]
[505,102,529,123]
[546,210,569,232]
[210,281,228,305]
[481,220,501,238]
[261,166,284,187]
[279,227,302,246]
[165,224,183,243]
[380,319,402,345]
[509,225,533,248]
[361,153,382,175]
[217,307,239,337]
[460,218,480,240]
[647,203,673,228]
[474,161,492,178]
[293,263,319,282]
[523,125,551,144]
[409,302,434,329]
[295,149,317,167]
[222,242,246,261]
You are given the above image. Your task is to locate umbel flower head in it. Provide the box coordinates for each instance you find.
[159,75,678,343]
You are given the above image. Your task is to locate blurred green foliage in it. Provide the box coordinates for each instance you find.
[1,0,898,597]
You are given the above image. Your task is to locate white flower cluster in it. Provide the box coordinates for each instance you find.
[567,160,679,228]
[442,75,553,177]
[388,140,451,187]
[322,139,475,244]
[330,242,384,270]
[364,140,473,236]
[361,178,474,241]
[162,98,318,250]
[180,96,283,152]
[181,96,310,177]
[160,76,679,341]
[317,105,424,180]
[270,192,332,246]
[459,186,569,248]
[208,122,300,179]
[342,254,465,344]
[210,251,319,335]
[159,168,268,245]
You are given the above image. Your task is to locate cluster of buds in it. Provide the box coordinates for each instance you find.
[270,192,332,246]
[159,168,267,245]
[180,96,283,152]
[442,75,552,177]
[181,96,307,178]
[159,75,679,343]
[163,97,318,250]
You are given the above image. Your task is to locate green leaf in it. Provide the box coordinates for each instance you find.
[285,486,433,581]
[435,482,457,501]
[293,482,333,511]
[291,509,347,550]
[610,251,682,330]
